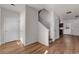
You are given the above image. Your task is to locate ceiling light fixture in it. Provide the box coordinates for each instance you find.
[10,4,15,6]
[66,11,72,14]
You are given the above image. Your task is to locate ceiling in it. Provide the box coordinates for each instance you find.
[1,4,79,20]
[0,4,25,13]
[28,4,79,20]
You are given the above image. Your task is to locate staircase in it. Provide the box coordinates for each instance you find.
[38,9,52,44]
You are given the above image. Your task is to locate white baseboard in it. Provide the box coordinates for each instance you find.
[23,40,37,46]
[0,39,19,45]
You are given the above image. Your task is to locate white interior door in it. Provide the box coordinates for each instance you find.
[3,10,19,43]
[64,24,71,34]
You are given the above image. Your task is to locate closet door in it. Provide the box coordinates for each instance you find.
[3,9,19,43]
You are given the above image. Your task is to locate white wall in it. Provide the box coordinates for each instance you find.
[25,6,38,45]
[54,13,59,39]
[63,18,79,36]
[38,22,49,46]
[0,8,1,45]
[50,11,59,41]
[50,12,55,40]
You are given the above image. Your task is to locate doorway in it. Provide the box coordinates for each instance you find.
[59,20,63,36]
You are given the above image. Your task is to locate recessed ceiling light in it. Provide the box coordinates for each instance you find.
[10,4,15,6]
[66,11,72,14]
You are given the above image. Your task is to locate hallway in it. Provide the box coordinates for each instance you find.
[0,35,79,54]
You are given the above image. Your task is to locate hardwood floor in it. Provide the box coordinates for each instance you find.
[0,40,47,54]
[0,35,79,54]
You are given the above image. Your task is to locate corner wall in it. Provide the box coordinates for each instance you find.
[20,6,26,45]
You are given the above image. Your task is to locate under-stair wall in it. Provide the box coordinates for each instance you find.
[38,21,49,46]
